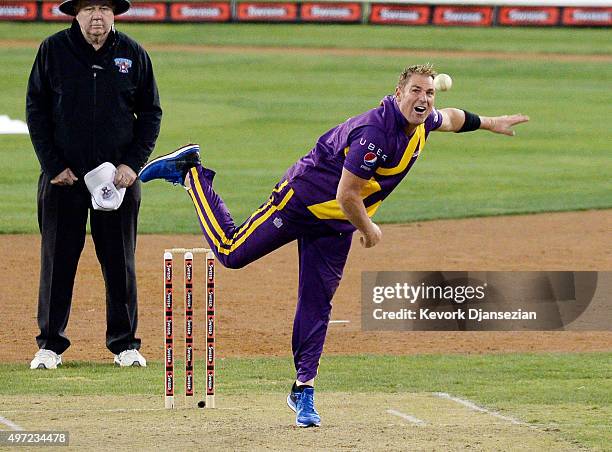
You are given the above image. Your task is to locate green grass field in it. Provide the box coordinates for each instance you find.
[2,23,612,54]
[0,24,610,233]
[1,353,610,449]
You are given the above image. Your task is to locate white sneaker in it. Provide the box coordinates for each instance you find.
[30,349,62,369]
[114,349,147,367]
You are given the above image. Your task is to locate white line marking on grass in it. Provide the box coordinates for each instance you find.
[1,408,166,414]
[0,415,24,431]
[329,320,350,324]
[386,409,426,426]
[434,392,524,425]
[1,407,246,414]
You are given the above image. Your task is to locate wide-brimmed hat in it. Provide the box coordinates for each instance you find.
[59,0,131,16]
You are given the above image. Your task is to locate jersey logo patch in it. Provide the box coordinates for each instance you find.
[114,58,132,74]
[363,152,378,167]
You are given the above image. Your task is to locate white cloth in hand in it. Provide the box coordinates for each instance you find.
[84,162,126,211]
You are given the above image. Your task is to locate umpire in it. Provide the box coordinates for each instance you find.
[26,0,162,369]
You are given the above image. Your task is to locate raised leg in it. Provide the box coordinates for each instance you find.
[186,165,298,269]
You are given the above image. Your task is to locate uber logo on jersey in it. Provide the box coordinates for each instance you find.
[359,138,388,161]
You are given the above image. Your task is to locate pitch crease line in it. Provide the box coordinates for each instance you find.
[0,407,251,415]
[0,415,24,431]
[434,392,524,425]
[386,409,426,426]
[329,320,350,324]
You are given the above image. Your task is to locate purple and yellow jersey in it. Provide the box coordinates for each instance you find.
[284,95,443,232]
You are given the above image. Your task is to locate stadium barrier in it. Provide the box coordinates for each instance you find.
[0,0,610,26]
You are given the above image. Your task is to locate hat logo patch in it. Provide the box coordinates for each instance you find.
[101,186,113,200]
[114,58,132,74]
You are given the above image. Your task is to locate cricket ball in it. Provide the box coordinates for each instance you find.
[434,73,453,92]
[198,400,205,408]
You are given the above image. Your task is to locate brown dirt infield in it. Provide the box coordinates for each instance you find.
[1,210,610,364]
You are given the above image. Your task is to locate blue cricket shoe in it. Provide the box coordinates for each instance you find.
[138,144,200,185]
[287,385,321,427]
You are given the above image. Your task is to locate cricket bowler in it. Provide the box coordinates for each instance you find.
[138,64,529,427]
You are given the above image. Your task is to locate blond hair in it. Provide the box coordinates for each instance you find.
[397,64,437,90]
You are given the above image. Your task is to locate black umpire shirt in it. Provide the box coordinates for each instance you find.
[26,19,162,179]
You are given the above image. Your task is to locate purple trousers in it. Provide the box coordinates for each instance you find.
[187,165,352,382]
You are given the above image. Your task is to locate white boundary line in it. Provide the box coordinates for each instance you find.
[434,392,524,425]
[0,408,168,415]
[386,409,427,426]
[0,407,253,414]
[0,415,24,431]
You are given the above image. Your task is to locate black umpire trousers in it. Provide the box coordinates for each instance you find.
[36,172,142,355]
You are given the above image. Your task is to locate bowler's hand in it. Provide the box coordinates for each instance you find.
[114,164,137,188]
[50,168,78,186]
[483,114,530,136]
[360,223,382,248]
